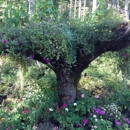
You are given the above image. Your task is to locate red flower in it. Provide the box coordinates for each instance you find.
[22,109,29,114]
[33,105,37,108]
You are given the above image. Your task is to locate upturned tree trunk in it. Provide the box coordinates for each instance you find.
[33,22,130,105]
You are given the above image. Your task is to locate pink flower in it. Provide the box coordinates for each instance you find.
[81,94,85,98]
[2,40,6,44]
[9,108,13,111]
[76,124,79,127]
[22,109,29,114]
[95,95,99,99]
[56,108,60,111]
[61,104,68,108]
[54,126,58,130]
[62,111,65,114]
[6,128,9,130]
[11,125,14,129]
[83,119,88,124]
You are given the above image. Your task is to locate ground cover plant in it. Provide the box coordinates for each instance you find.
[1,0,130,130]
[0,52,130,130]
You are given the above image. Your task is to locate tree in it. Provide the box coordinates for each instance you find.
[0,2,130,105]
[125,0,129,21]
[92,0,98,12]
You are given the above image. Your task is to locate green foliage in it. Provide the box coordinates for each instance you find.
[3,0,28,26]
[0,54,130,129]
[33,0,55,21]
[52,90,97,129]
[0,8,123,71]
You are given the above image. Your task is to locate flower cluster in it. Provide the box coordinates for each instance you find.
[93,108,105,115]
[56,103,68,113]
[101,103,121,121]
[124,118,130,125]
[22,109,29,114]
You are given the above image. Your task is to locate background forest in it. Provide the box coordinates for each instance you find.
[0,0,130,130]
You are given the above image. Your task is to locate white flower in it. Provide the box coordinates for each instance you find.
[33,126,37,130]
[73,103,77,106]
[93,115,97,118]
[49,108,53,112]
[95,119,98,121]
[94,126,97,129]
[65,108,69,111]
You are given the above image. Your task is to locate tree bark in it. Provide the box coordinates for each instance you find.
[92,0,98,12]
[54,68,82,105]
[125,0,129,21]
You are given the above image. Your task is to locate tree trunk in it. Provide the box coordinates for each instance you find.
[92,0,98,12]
[125,0,129,21]
[55,69,82,105]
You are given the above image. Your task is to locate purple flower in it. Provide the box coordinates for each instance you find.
[43,58,50,64]
[3,53,6,56]
[95,108,101,114]
[90,113,93,116]
[47,19,51,22]
[124,118,129,122]
[127,120,130,124]
[100,111,105,115]
[18,41,21,45]
[30,55,34,59]
[6,128,9,130]
[122,52,128,58]
[6,45,9,48]
[2,40,6,44]
[115,120,121,125]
